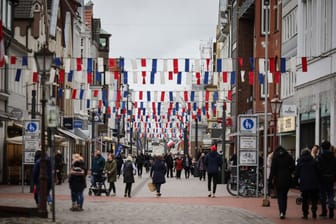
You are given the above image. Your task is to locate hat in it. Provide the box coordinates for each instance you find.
[210,145,217,151]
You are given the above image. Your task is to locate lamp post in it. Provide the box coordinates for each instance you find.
[262,0,270,207]
[270,97,282,151]
[221,101,226,184]
[34,46,54,216]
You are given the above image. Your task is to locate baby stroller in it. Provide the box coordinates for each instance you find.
[88,172,109,196]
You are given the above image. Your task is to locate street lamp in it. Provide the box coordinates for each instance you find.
[34,45,54,216]
[270,97,282,151]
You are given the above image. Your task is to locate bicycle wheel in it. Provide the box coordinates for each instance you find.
[226,177,238,196]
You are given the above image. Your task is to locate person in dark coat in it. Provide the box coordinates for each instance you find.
[164,152,174,178]
[90,149,105,187]
[317,140,336,218]
[205,145,223,198]
[54,150,64,185]
[116,153,124,178]
[135,152,145,177]
[270,145,295,219]
[197,153,206,181]
[121,156,137,197]
[183,154,192,179]
[296,148,319,219]
[68,161,86,211]
[33,150,52,207]
[150,155,167,197]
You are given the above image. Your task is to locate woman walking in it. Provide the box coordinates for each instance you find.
[104,153,117,196]
[270,145,295,219]
[121,156,136,198]
[150,155,166,197]
[175,155,183,179]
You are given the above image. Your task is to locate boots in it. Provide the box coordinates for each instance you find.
[320,205,327,217]
[329,208,334,219]
[70,203,78,211]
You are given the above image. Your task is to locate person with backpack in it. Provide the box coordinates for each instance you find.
[205,145,223,198]
[317,140,336,219]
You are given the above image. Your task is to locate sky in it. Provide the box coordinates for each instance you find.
[90,0,219,59]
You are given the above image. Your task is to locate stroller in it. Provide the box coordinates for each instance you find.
[88,172,109,196]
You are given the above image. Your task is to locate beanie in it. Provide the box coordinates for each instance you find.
[210,145,217,151]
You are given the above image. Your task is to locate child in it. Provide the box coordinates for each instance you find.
[68,161,86,211]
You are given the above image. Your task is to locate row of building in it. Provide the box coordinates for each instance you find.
[0,0,335,184]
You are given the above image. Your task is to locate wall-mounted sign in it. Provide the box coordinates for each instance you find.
[278,116,296,133]
[63,117,73,130]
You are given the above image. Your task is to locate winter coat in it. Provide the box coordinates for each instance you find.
[317,149,336,184]
[151,159,166,184]
[91,155,105,174]
[68,167,86,192]
[270,146,295,190]
[33,156,52,191]
[183,156,192,169]
[165,154,174,168]
[104,159,117,183]
[197,156,206,171]
[175,158,184,171]
[296,152,319,191]
[122,160,136,183]
[205,151,223,174]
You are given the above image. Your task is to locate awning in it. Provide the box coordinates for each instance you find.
[57,128,84,144]
[6,134,64,145]
[74,128,90,140]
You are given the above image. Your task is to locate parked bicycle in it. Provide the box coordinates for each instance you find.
[226,166,264,197]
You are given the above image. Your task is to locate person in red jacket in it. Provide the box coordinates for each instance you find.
[175,154,183,179]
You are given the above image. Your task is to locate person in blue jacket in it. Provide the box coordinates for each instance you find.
[205,145,223,198]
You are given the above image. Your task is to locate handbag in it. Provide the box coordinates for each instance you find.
[147,182,156,192]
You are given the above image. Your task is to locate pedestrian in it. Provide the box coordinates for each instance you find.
[174,154,183,179]
[266,151,276,198]
[90,149,105,188]
[296,148,319,219]
[317,140,336,218]
[311,144,319,160]
[104,153,117,196]
[269,145,295,219]
[33,150,52,208]
[121,155,137,197]
[144,153,151,173]
[68,161,86,211]
[116,153,124,178]
[54,150,64,185]
[164,152,174,178]
[183,154,192,179]
[205,145,222,198]
[135,152,144,177]
[150,154,166,197]
[197,153,206,181]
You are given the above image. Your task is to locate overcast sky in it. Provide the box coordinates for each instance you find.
[91,0,219,59]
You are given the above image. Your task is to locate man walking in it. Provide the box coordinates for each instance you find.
[205,145,222,198]
[317,140,336,218]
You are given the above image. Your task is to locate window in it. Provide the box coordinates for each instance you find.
[274,0,280,32]
[1,0,12,30]
[99,38,107,48]
[320,0,332,53]
[261,0,270,35]
[282,7,297,42]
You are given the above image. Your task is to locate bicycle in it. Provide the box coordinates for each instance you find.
[226,166,264,197]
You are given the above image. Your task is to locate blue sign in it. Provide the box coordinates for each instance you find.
[25,121,39,134]
[73,120,83,128]
[242,119,254,130]
[239,116,257,133]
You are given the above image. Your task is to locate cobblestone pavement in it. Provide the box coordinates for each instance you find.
[0,172,333,224]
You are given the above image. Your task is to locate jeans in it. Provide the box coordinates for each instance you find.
[207,172,218,194]
[71,191,84,207]
[320,182,335,209]
[276,188,289,215]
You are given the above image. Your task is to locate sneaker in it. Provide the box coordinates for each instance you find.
[212,194,216,198]
[156,193,161,197]
[208,192,212,197]
[111,193,116,197]
[280,213,285,219]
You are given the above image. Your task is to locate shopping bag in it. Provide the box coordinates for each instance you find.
[147,182,156,192]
